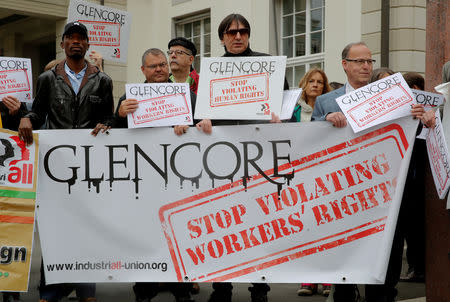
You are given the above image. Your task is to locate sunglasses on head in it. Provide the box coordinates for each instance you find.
[224,28,250,36]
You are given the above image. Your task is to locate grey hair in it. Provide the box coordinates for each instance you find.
[341,42,368,60]
[141,48,166,66]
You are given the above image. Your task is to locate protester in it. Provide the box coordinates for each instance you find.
[370,67,394,83]
[403,72,425,90]
[397,72,426,283]
[312,42,373,127]
[167,37,199,94]
[197,13,288,302]
[17,21,114,302]
[312,41,415,302]
[329,81,344,90]
[419,61,450,127]
[290,68,332,296]
[113,47,212,302]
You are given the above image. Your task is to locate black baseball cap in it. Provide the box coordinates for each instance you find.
[62,21,89,41]
[168,37,197,57]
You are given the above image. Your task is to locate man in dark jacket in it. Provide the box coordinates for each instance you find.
[18,21,113,302]
[114,47,210,302]
[18,21,113,146]
[206,13,286,302]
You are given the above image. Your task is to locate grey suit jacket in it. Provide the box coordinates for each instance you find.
[311,86,346,121]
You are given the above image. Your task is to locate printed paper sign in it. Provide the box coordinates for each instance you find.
[426,110,450,199]
[37,117,417,284]
[195,56,286,120]
[0,57,33,103]
[126,83,192,128]
[280,88,302,120]
[68,0,131,63]
[0,129,39,292]
[337,73,414,133]
[413,89,445,140]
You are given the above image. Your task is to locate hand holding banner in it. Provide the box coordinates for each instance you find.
[412,89,445,140]
[194,56,286,120]
[126,83,193,128]
[0,57,33,103]
[336,73,414,133]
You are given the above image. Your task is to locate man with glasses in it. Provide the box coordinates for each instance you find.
[167,37,199,94]
[219,13,289,91]
[203,13,289,302]
[312,41,375,126]
[115,48,172,126]
[311,42,411,302]
[114,48,197,302]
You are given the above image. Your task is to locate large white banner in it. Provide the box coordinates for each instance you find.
[37,117,418,284]
[194,56,286,120]
[68,0,131,63]
[0,57,33,103]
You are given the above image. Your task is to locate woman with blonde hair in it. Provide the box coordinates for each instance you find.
[291,68,332,297]
[291,68,331,123]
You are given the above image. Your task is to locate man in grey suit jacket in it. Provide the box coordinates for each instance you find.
[311,42,429,302]
[312,42,373,128]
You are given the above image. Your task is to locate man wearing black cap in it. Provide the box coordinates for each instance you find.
[18,21,113,146]
[18,21,114,302]
[167,37,200,94]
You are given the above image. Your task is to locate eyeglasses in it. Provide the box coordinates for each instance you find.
[345,58,376,65]
[224,28,250,37]
[167,50,192,56]
[145,62,168,69]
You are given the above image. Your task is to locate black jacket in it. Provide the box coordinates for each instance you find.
[25,60,114,129]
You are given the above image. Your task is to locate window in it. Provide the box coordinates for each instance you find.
[175,12,211,71]
[281,0,325,88]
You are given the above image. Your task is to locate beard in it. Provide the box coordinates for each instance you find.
[68,53,84,60]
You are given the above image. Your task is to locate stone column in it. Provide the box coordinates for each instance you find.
[424,1,450,301]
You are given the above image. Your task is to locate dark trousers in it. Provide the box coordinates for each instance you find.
[39,259,95,301]
[211,282,270,294]
[399,139,426,274]
[133,282,192,300]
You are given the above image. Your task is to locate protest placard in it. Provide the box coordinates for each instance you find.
[413,89,445,139]
[126,83,193,128]
[336,73,414,133]
[37,117,417,284]
[0,57,33,103]
[194,56,286,120]
[68,0,131,63]
[0,129,39,291]
[426,110,450,200]
[280,88,302,120]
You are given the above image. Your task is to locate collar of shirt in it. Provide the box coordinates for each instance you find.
[65,62,87,94]
[345,82,355,94]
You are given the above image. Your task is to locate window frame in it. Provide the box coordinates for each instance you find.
[280,0,325,87]
[174,11,211,70]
